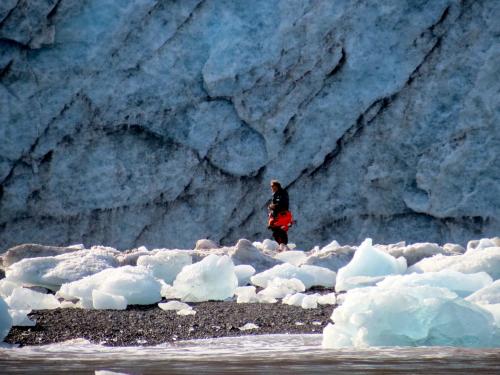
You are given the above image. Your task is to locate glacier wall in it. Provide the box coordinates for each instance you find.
[0,0,499,251]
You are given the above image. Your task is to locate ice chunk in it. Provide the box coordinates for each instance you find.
[274,251,307,266]
[301,294,319,309]
[408,247,500,279]
[336,238,407,292]
[467,237,500,252]
[0,279,19,298]
[158,301,192,311]
[173,254,238,302]
[318,240,341,253]
[235,286,258,303]
[195,239,219,250]
[282,293,306,306]
[137,251,192,284]
[299,265,336,288]
[229,239,280,272]
[317,292,336,305]
[251,263,334,289]
[1,244,81,268]
[380,242,460,267]
[252,239,279,253]
[160,282,181,300]
[0,297,12,341]
[234,286,276,303]
[9,309,35,326]
[6,248,119,290]
[58,266,162,308]
[239,323,259,331]
[304,250,353,273]
[282,293,322,309]
[258,277,305,299]
[177,308,196,316]
[322,285,500,348]
[6,287,60,310]
[92,290,127,310]
[378,271,493,298]
[234,264,256,286]
[467,280,500,304]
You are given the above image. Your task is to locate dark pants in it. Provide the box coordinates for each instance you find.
[272,227,288,245]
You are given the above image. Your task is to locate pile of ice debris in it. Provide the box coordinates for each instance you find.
[0,236,499,349]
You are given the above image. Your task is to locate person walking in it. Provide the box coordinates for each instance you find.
[268,180,292,251]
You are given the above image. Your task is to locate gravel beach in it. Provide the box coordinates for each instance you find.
[5,299,336,347]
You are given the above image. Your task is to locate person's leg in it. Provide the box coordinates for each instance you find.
[272,228,283,244]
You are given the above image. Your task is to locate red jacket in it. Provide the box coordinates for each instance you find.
[268,210,293,232]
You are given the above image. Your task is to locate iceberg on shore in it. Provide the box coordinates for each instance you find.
[322,285,500,348]
[5,248,119,290]
[173,254,238,302]
[57,266,162,308]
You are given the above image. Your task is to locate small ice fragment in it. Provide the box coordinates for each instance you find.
[239,323,259,331]
[301,294,319,309]
[158,301,192,311]
[258,277,305,299]
[283,293,307,306]
[177,309,196,316]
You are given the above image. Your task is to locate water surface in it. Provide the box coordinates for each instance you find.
[1,334,499,374]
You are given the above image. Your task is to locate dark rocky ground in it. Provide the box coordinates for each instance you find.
[5,296,336,347]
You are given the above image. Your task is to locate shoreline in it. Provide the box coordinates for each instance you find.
[5,300,335,347]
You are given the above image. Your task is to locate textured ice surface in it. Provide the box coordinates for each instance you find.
[408,247,500,279]
[173,254,238,302]
[136,250,192,284]
[336,239,407,292]
[0,297,12,342]
[378,271,493,298]
[234,264,256,286]
[58,266,161,308]
[6,287,60,310]
[251,263,335,289]
[92,290,127,310]
[5,248,119,290]
[322,285,500,348]
[467,280,500,305]
[258,277,305,299]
